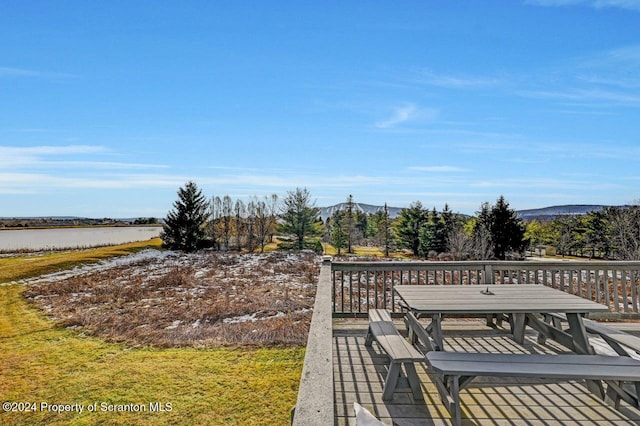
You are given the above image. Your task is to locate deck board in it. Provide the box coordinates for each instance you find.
[333,318,640,425]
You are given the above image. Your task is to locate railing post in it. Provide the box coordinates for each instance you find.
[484,264,494,285]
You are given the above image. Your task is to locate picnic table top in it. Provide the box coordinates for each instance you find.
[394,284,610,315]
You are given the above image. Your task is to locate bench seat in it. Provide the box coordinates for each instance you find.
[365,309,425,401]
[540,312,640,356]
[427,351,640,426]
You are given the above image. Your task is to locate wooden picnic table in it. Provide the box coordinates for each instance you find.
[395,284,614,399]
[394,284,610,353]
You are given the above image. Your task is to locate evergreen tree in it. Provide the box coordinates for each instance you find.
[345,194,356,253]
[582,210,611,258]
[329,210,347,255]
[161,181,210,252]
[474,196,527,260]
[280,187,320,250]
[395,201,427,256]
[490,196,527,259]
[372,203,394,257]
[355,210,369,240]
[418,208,448,257]
[441,203,458,248]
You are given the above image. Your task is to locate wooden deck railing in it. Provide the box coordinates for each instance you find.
[332,260,640,317]
[291,257,334,426]
[293,259,640,423]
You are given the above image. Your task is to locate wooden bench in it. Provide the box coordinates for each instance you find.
[404,311,436,352]
[427,351,640,426]
[540,312,640,357]
[364,309,425,401]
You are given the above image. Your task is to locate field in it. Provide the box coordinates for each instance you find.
[0,240,316,425]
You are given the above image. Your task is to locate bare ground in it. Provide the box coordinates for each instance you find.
[23,250,320,347]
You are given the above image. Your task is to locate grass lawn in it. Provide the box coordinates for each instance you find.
[0,239,304,425]
[322,242,412,259]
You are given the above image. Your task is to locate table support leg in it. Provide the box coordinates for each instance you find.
[511,313,526,344]
[431,314,444,351]
[566,313,605,399]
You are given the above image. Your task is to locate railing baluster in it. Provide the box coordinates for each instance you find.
[332,269,336,312]
[365,270,369,312]
[622,270,628,313]
[611,269,618,313]
[391,270,396,310]
[632,270,639,313]
[374,270,378,308]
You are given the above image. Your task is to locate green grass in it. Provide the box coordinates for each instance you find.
[0,240,304,425]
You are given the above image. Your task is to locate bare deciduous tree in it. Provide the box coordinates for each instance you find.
[234,199,246,251]
[255,194,279,253]
[608,205,640,260]
[447,226,474,260]
[222,195,233,250]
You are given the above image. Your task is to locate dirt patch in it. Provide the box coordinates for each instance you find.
[23,250,320,347]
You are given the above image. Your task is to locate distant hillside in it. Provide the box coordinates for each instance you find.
[318,203,629,222]
[318,203,403,220]
[516,205,621,221]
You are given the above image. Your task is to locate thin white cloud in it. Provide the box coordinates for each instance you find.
[0,67,42,77]
[409,166,469,173]
[375,104,438,129]
[0,145,106,157]
[0,145,168,171]
[37,161,169,170]
[526,0,640,10]
[375,105,417,128]
[469,177,621,191]
[415,70,501,89]
[0,66,77,78]
[518,88,640,104]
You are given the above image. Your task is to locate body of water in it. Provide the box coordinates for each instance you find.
[0,226,162,251]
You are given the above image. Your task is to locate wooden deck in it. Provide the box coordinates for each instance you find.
[333,318,640,425]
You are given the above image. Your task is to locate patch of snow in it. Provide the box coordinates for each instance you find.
[223,311,286,324]
[165,320,182,330]
[19,249,175,286]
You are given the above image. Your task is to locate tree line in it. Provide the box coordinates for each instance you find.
[525,206,640,260]
[161,181,640,261]
[325,195,526,260]
[161,183,322,253]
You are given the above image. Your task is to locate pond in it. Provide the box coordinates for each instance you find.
[0,226,163,251]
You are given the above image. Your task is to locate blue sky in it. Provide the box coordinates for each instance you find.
[1,0,639,218]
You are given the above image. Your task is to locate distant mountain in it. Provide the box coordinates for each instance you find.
[0,216,83,220]
[318,203,403,221]
[516,204,623,221]
[317,203,630,222]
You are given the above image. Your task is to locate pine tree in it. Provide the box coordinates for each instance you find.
[418,208,448,257]
[161,181,210,252]
[380,203,394,257]
[329,210,347,255]
[345,194,355,254]
[395,201,427,256]
[474,196,527,260]
[279,187,320,250]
